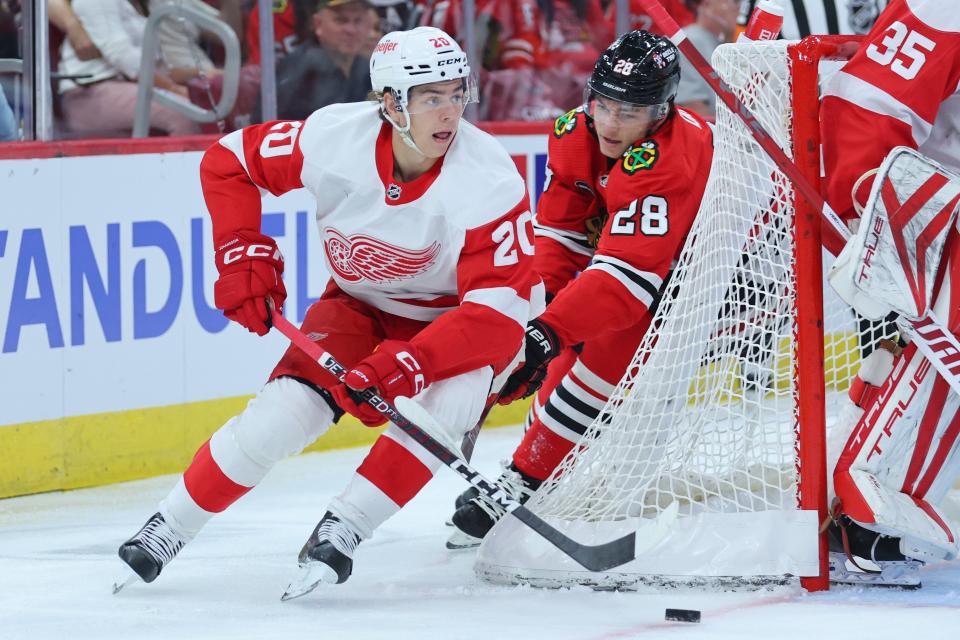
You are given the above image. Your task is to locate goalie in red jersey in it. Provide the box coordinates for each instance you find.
[448,30,714,548]
[116,26,539,598]
[818,0,960,587]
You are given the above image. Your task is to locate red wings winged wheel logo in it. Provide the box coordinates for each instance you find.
[323,228,442,284]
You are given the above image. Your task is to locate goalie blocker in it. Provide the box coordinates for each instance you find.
[828,146,960,568]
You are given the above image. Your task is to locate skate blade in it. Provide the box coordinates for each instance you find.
[445,529,481,550]
[828,554,922,589]
[281,562,339,601]
[112,572,140,595]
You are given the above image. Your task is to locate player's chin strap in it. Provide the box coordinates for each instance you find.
[380,95,427,157]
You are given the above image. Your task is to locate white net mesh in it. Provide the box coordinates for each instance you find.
[477,40,892,587]
[530,40,802,525]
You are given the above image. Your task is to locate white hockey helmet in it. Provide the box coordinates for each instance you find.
[369,26,475,110]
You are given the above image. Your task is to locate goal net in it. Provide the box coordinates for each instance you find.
[476,37,879,590]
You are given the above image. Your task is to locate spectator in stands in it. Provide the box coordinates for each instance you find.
[477,0,613,121]
[604,0,695,35]
[268,0,372,120]
[371,0,416,34]
[675,0,738,118]
[0,0,18,59]
[57,0,201,137]
[245,0,314,64]
[0,84,15,141]
[49,0,103,61]
[148,0,243,84]
[364,3,385,56]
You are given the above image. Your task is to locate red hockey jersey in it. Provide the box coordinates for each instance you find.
[246,0,299,65]
[199,102,538,380]
[821,0,960,233]
[534,106,714,347]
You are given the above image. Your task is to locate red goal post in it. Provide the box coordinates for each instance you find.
[791,35,863,591]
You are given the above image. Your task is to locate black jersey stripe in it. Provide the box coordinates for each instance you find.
[591,257,661,301]
[544,398,591,436]
[555,383,602,421]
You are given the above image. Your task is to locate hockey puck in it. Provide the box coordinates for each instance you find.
[665,608,701,623]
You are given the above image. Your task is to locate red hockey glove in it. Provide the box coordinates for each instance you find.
[214,231,285,336]
[345,340,432,401]
[330,384,387,428]
[498,318,562,405]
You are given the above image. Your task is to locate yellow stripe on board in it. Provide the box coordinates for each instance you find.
[0,398,531,500]
[688,332,861,403]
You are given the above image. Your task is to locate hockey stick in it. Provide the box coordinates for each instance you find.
[270,312,676,573]
[636,0,960,397]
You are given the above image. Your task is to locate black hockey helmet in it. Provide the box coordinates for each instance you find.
[586,30,681,110]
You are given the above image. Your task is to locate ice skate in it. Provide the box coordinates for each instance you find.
[282,512,363,601]
[827,518,923,588]
[114,512,190,593]
[447,462,541,549]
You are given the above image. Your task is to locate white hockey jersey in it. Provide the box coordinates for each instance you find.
[200,101,538,380]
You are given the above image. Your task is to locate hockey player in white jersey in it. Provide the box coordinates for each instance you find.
[115,26,538,598]
[821,0,960,587]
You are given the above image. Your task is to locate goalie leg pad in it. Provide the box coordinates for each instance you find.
[834,344,960,562]
[827,146,960,321]
[827,343,898,505]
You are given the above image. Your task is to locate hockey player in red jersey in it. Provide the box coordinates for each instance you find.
[820,0,960,586]
[448,30,714,546]
[116,26,538,597]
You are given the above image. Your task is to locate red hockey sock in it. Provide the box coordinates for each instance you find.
[357,435,434,507]
[513,418,577,482]
[182,440,254,513]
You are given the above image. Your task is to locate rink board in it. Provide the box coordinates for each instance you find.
[0,125,549,499]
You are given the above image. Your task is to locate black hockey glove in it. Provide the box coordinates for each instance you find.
[498,318,562,404]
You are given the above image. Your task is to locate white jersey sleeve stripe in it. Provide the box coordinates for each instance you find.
[591,254,664,289]
[462,286,530,328]
[532,221,590,242]
[534,227,596,257]
[824,70,933,146]
[585,260,661,307]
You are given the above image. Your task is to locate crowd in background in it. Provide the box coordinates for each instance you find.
[0,0,878,140]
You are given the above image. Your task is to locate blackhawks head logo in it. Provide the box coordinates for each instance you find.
[585,211,608,248]
[553,108,580,138]
[621,140,659,175]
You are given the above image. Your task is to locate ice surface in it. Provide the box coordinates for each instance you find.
[0,426,957,640]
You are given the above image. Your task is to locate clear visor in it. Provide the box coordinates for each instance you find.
[401,74,479,115]
[584,92,668,126]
